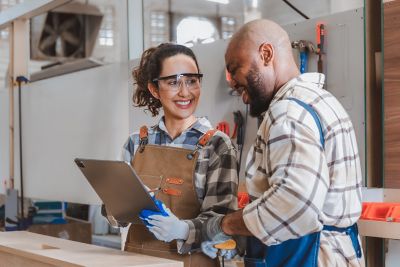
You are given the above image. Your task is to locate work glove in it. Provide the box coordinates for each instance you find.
[201,215,236,259]
[202,215,231,241]
[139,199,168,226]
[140,201,189,242]
[201,240,238,260]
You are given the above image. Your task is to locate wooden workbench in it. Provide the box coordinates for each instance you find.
[0,231,183,267]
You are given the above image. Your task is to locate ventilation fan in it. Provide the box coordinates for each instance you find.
[30,2,103,60]
[39,12,84,58]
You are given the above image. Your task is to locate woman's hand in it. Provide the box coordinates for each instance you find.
[140,201,189,242]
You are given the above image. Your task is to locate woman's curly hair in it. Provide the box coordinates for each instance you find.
[132,43,200,117]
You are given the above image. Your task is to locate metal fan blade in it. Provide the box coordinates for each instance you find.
[39,35,58,51]
[58,17,81,32]
[61,31,80,46]
[51,13,60,32]
[43,24,56,36]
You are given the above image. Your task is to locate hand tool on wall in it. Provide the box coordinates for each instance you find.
[233,110,245,172]
[316,23,325,74]
[291,40,316,74]
[217,121,230,136]
[217,112,245,173]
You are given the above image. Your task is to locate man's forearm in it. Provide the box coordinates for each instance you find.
[221,209,253,236]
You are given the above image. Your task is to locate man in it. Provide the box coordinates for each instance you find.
[202,19,364,266]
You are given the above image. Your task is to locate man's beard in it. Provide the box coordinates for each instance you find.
[246,67,271,117]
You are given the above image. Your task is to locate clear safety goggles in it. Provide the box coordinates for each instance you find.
[152,73,203,91]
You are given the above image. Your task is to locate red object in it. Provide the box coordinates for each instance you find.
[231,123,238,139]
[238,192,250,209]
[361,202,400,222]
[316,23,325,54]
[198,129,218,146]
[217,121,230,136]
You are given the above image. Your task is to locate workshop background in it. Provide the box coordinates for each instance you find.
[0,0,398,266]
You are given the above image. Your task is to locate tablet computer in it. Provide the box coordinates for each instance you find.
[74,158,159,223]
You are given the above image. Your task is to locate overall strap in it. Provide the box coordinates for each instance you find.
[187,129,218,160]
[323,224,362,258]
[139,126,148,141]
[138,126,149,152]
[197,129,218,147]
[287,97,325,148]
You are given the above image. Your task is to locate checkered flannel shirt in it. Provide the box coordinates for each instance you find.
[122,117,238,254]
[243,73,364,266]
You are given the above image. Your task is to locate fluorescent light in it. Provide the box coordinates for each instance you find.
[206,0,230,4]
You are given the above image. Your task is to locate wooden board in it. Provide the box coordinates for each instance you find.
[365,0,383,187]
[0,231,183,267]
[358,220,400,240]
[384,0,400,188]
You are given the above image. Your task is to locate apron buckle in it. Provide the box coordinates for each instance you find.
[138,137,148,152]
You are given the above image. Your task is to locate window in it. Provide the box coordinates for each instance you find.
[98,5,114,46]
[0,0,24,40]
[150,11,169,47]
[176,16,219,47]
[221,16,236,40]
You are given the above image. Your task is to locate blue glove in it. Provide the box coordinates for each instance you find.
[201,240,238,260]
[139,199,168,226]
[141,201,189,242]
[201,216,236,259]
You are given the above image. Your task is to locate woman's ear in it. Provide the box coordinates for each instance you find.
[148,82,160,99]
[259,43,274,66]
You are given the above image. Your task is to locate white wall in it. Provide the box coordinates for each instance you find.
[259,0,363,25]
[0,63,130,204]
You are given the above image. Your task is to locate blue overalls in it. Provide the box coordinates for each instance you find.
[244,98,362,267]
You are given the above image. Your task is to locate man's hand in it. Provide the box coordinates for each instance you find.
[201,216,234,259]
[202,215,231,241]
[221,209,253,236]
[201,214,249,259]
[140,201,189,242]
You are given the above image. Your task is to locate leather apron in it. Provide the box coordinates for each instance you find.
[244,98,362,267]
[124,126,219,267]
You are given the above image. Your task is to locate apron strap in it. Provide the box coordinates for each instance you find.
[138,126,149,152]
[197,129,218,147]
[186,129,218,160]
[139,126,148,143]
[287,97,325,148]
[322,224,362,258]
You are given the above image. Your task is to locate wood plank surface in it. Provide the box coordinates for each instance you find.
[384,0,400,188]
[0,231,183,267]
[365,0,383,187]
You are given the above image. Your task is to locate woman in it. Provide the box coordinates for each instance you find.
[119,43,238,266]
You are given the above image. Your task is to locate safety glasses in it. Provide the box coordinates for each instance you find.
[152,73,203,92]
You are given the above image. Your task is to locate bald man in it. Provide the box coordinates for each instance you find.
[201,19,364,267]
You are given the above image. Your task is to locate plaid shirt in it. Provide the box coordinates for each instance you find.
[123,117,238,253]
[243,73,364,266]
